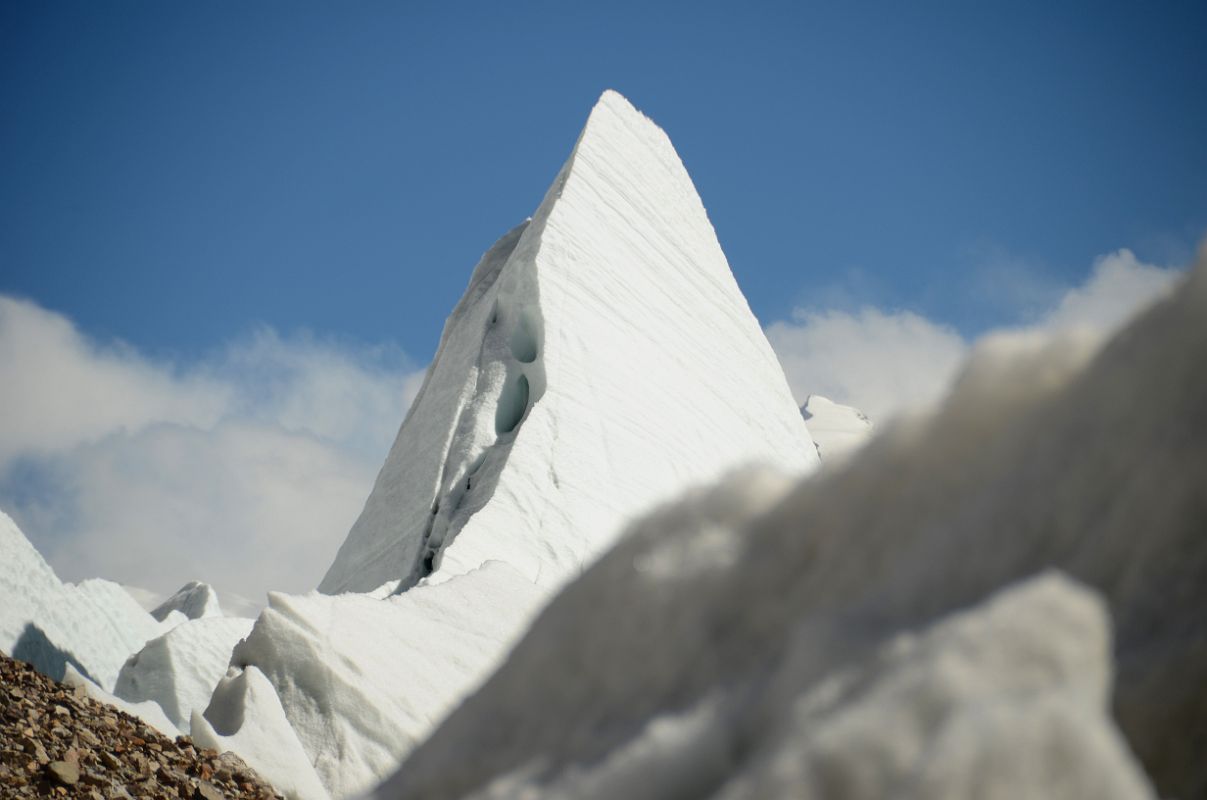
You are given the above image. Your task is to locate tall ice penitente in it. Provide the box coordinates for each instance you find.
[320,90,818,596]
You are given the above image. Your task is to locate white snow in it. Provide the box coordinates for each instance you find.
[6,87,1196,800]
[374,255,1207,798]
[0,509,170,690]
[800,394,873,463]
[711,574,1149,800]
[439,575,1150,800]
[320,89,818,596]
[193,665,330,800]
[201,90,817,799]
[200,562,543,799]
[150,580,223,621]
[115,615,254,732]
[61,664,180,738]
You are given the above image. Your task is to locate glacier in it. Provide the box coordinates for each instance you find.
[0,509,170,691]
[319,89,818,596]
[4,85,1200,800]
[115,615,255,732]
[374,251,1206,798]
[800,394,873,463]
[0,507,256,741]
[193,89,821,799]
[150,579,224,621]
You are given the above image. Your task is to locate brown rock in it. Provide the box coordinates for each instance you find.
[48,760,80,785]
[194,781,225,800]
[2,654,285,799]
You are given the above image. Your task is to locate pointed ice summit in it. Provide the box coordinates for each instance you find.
[801,395,873,463]
[187,91,819,799]
[321,90,818,595]
[150,581,222,622]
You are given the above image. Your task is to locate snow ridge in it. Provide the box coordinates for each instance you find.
[151,581,223,621]
[0,510,166,691]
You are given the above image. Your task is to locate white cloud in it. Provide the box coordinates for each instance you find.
[0,246,1184,604]
[0,296,230,463]
[768,248,1184,422]
[1036,249,1180,332]
[0,296,426,603]
[766,308,967,423]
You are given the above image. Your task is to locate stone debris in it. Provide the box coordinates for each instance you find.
[1,653,284,799]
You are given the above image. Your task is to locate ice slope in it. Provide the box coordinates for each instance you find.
[374,254,1205,798]
[115,616,254,732]
[210,90,817,797]
[63,664,180,738]
[0,509,169,690]
[193,666,330,800]
[320,89,818,596]
[386,574,1148,800]
[710,574,1149,800]
[151,580,223,621]
[201,562,543,799]
[800,395,873,463]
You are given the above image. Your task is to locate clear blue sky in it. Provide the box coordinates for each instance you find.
[3,1,1205,361]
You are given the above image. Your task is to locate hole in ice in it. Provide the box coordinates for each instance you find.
[421,550,436,576]
[495,373,530,435]
[508,313,538,363]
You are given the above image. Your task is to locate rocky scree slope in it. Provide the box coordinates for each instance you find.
[0,653,282,799]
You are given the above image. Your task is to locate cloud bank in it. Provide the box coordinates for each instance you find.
[0,247,1184,607]
[0,296,425,605]
[767,249,1182,422]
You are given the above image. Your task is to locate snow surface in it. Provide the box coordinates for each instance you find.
[115,615,254,732]
[710,574,1149,800]
[375,256,1207,798]
[150,580,223,621]
[193,665,330,800]
[200,562,543,799]
[62,664,180,738]
[320,89,818,596]
[800,394,873,463]
[0,509,170,690]
[202,90,817,798]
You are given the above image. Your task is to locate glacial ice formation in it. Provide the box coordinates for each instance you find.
[0,510,168,690]
[800,394,873,463]
[115,615,254,732]
[197,90,821,798]
[150,580,223,621]
[374,253,1206,799]
[319,89,818,596]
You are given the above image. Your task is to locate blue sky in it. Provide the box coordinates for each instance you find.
[0,1,1203,599]
[3,1,1204,357]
